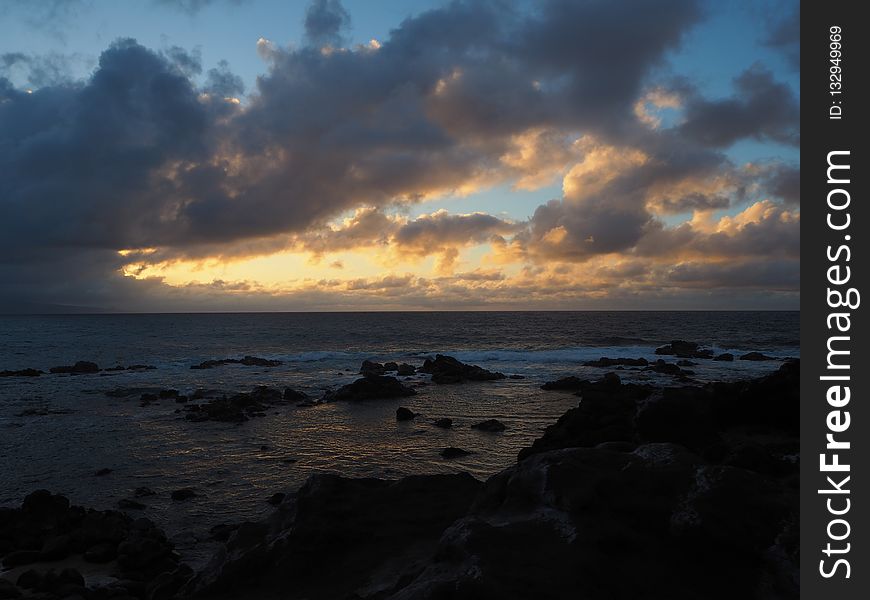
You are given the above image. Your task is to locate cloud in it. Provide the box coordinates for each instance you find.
[764,3,799,70]
[678,65,799,147]
[304,0,351,47]
[0,0,801,310]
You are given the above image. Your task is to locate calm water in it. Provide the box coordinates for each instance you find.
[0,311,798,566]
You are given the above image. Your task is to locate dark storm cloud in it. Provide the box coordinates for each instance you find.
[766,164,800,204]
[1,0,800,309]
[153,0,249,14]
[304,0,351,47]
[764,4,799,70]
[678,65,799,147]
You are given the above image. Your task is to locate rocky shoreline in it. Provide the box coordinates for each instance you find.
[1,347,798,599]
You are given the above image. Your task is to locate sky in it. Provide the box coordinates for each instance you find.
[0,0,800,312]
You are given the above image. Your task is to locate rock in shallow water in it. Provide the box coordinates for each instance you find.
[395,407,416,421]
[471,419,506,432]
[323,375,417,402]
[420,354,505,384]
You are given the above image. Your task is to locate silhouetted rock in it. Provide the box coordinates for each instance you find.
[186,473,482,599]
[396,407,416,421]
[266,493,286,506]
[420,354,506,384]
[184,386,287,422]
[676,359,697,366]
[83,541,117,563]
[133,487,156,497]
[209,523,239,542]
[440,447,471,459]
[384,362,399,372]
[471,419,506,432]
[584,357,648,367]
[360,360,387,376]
[740,351,776,361]
[323,375,417,402]
[0,368,43,377]
[49,361,99,374]
[397,363,416,376]
[540,375,585,390]
[714,353,734,361]
[94,468,113,476]
[191,356,282,369]
[283,387,308,402]
[654,340,714,359]
[433,418,453,428]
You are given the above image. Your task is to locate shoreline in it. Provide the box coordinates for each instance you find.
[1,355,799,599]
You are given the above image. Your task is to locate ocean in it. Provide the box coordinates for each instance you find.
[0,311,799,566]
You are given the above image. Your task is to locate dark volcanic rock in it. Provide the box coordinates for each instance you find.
[654,340,714,359]
[676,359,697,366]
[540,375,585,391]
[383,362,399,372]
[645,359,693,377]
[396,363,416,376]
[0,368,43,377]
[191,356,282,369]
[323,375,417,402]
[714,353,735,361]
[583,357,648,368]
[433,418,453,429]
[49,361,100,374]
[0,490,182,589]
[420,354,506,384]
[175,364,798,600]
[283,387,308,402]
[94,468,113,476]
[266,493,286,506]
[186,473,482,600]
[740,351,776,361]
[395,407,416,421]
[523,375,654,460]
[440,447,471,459]
[360,360,387,376]
[184,386,287,422]
[471,419,506,432]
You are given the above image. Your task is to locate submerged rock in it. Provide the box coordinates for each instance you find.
[420,354,505,384]
[740,351,776,361]
[360,360,387,376]
[714,353,735,361]
[396,363,416,376]
[323,375,417,402]
[433,418,453,429]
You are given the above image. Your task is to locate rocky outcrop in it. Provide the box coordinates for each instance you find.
[654,340,714,359]
[395,407,416,421]
[48,361,100,374]
[583,357,648,368]
[190,356,282,370]
[540,375,585,391]
[185,473,482,600]
[0,490,189,599]
[420,355,506,384]
[471,419,506,432]
[0,368,44,377]
[323,375,417,402]
[183,386,290,423]
[714,353,734,361]
[740,352,776,361]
